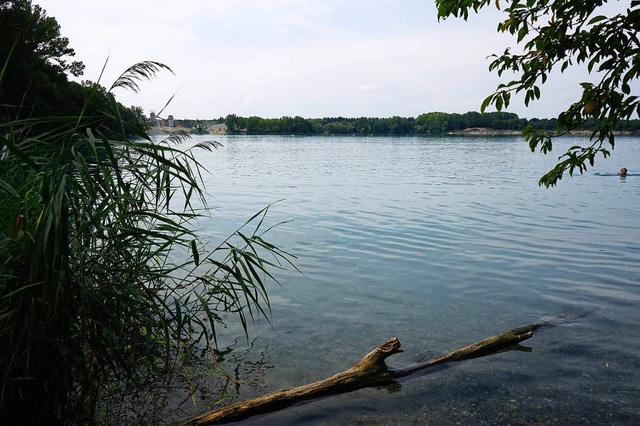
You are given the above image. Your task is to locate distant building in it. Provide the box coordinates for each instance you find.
[168,115,174,127]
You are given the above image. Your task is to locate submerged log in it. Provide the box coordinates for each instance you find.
[184,312,591,425]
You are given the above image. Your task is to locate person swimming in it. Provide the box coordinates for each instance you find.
[620,167,628,176]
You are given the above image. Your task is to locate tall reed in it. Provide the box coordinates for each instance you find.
[0,62,294,423]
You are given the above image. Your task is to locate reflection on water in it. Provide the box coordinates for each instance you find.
[163,135,640,424]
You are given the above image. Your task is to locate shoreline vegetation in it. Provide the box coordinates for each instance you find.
[1,59,296,424]
[0,0,297,419]
[151,111,640,137]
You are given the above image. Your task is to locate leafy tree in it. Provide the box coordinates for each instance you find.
[122,104,147,127]
[0,0,85,120]
[225,113,240,132]
[436,0,640,186]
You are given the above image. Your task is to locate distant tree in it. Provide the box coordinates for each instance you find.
[292,115,312,134]
[225,113,240,132]
[0,0,85,120]
[122,105,147,127]
[372,120,390,134]
[436,0,640,186]
[463,111,485,128]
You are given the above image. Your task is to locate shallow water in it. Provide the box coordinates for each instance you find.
[175,135,640,424]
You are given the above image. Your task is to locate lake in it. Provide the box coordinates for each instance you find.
[173,134,640,424]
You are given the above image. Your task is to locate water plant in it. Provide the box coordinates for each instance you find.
[0,61,294,423]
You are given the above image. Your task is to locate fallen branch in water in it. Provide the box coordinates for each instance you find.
[184,311,592,425]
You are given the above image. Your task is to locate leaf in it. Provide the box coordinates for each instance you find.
[517,26,528,42]
[0,178,20,198]
[191,239,200,266]
[587,15,607,25]
[480,95,493,113]
[622,83,631,95]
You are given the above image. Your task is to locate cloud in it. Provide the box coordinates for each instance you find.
[241,95,265,106]
[35,0,606,119]
[359,83,379,92]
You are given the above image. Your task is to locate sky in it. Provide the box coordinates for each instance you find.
[35,0,626,120]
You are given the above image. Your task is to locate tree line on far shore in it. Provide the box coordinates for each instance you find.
[218,111,640,136]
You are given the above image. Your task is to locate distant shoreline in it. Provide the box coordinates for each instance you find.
[150,111,640,137]
[148,125,638,137]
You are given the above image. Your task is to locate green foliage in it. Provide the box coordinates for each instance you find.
[221,111,638,136]
[0,0,145,136]
[0,63,294,423]
[0,0,85,120]
[436,0,640,186]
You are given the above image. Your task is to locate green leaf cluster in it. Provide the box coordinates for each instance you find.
[436,0,640,186]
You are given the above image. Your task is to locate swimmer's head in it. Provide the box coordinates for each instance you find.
[620,167,628,175]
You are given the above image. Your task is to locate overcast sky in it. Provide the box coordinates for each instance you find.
[35,0,623,120]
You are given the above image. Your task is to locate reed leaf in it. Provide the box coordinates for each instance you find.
[108,61,174,93]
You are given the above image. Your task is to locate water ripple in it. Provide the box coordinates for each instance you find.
[182,134,640,424]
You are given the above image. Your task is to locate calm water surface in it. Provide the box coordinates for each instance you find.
[177,135,640,424]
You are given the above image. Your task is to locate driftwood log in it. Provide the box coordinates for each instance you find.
[185,312,591,425]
